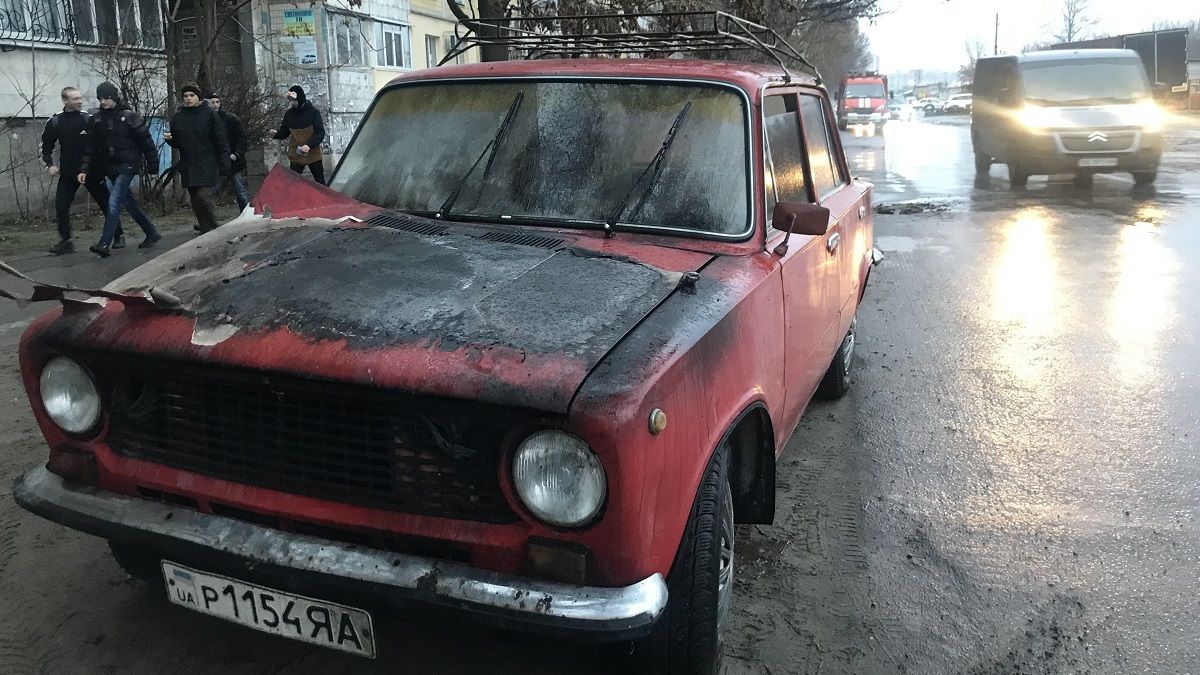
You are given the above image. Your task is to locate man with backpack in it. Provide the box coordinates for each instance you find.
[164,82,230,233]
[40,86,120,254]
[77,81,162,258]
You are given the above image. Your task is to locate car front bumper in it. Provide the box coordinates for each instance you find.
[844,112,884,124]
[13,466,668,641]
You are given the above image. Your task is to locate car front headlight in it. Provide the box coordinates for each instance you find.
[512,430,606,527]
[39,356,101,435]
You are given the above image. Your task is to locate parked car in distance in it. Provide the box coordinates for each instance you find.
[14,50,875,674]
[971,49,1163,188]
[887,101,914,121]
[915,97,943,112]
[941,93,974,113]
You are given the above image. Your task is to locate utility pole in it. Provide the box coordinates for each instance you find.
[994,13,999,55]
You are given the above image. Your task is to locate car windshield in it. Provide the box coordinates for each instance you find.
[1019,58,1149,105]
[844,83,885,98]
[329,80,750,236]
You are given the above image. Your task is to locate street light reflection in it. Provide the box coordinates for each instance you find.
[1109,223,1177,385]
[990,208,1058,383]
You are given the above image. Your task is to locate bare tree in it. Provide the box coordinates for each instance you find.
[1053,0,1097,43]
[959,38,986,80]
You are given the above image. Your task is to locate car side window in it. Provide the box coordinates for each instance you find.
[798,94,842,201]
[763,93,808,218]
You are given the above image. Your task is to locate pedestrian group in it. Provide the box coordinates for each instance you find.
[42,82,328,257]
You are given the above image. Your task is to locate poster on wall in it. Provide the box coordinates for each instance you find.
[282,8,318,65]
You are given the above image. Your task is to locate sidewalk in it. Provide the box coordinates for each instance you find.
[0,205,242,260]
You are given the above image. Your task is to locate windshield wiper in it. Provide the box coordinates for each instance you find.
[605,101,692,235]
[437,91,525,219]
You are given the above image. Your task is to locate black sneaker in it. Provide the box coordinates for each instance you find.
[139,232,162,249]
[89,243,111,258]
[48,239,74,255]
[112,234,127,249]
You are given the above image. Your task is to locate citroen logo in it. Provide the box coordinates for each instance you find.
[1087,131,1108,143]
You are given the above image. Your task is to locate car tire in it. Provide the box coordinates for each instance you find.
[924,104,934,113]
[974,150,992,175]
[637,441,734,675]
[109,540,161,583]
[816,317,855,400]
[1133,171,1157,186]
[838,120,847,131]
[1009,163,1030,189]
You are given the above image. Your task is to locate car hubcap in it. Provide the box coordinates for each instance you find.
[717,484,734,633]
[842,319,856,377]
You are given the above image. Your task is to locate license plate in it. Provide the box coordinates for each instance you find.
[162,561,376,658]
[1078,157,1118,167]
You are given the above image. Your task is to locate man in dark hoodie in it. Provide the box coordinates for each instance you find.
[164,82,230,232]
[205,89,250,211]
[41,86,119,254]
[78,81,161,258]
[270,85,326,184]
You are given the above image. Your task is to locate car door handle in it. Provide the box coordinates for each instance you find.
[858,205,867,219]
[827,231,841,254]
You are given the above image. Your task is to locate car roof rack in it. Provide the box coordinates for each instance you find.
[439,11,822,83]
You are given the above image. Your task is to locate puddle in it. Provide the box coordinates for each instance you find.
[874,236,950,255]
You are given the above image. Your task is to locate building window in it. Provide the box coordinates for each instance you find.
[69,0,163,48]
[425,34,438,68]
[374,21,410,69]
[332,12,369,66]
[0,0,67,41]
[443,33,464,65]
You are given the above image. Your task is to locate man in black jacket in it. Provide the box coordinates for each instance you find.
[40,86,119,254]
[165,83,230,233]
[270,85,326,184]
[78,82,162,258]
[205,89,250,211]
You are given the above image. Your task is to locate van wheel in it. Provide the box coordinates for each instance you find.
[974,150,992,175]
[1009,163,1030,189]
[638,441,734,675]
[817,317,855,400]
[1133,171,1157,186]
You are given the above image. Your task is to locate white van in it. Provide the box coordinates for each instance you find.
[972,49,1163,187]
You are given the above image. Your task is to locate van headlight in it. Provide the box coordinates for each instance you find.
[1016,105,1066,130]
[512,430,606,527]
[1128,100,1165,132]
[39,357,102,435]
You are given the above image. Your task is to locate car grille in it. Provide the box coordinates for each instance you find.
[1058,131,1137,153]
[96,353,521,524]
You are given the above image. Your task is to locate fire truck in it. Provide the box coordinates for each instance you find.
[837,73,889,130]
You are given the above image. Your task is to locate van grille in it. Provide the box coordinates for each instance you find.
[1058,131,1137,153]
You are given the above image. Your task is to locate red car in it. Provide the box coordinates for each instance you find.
[14,56,873,671]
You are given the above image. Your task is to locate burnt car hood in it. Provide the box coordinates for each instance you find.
[90,214,710,413]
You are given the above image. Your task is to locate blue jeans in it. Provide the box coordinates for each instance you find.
[212,172,250,211]
[99,172,158,247]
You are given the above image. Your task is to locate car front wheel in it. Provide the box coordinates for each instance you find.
[638,441,734,675]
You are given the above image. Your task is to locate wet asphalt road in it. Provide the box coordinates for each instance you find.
[1,113,1199,674]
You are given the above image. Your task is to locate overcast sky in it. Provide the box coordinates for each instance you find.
[864,0,1197,73]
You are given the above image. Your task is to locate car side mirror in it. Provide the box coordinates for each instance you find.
[771,201,830,256]
[998,88,1016,107]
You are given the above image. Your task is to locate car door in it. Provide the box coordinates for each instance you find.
[797,91,867,332]
[763,91,842,429]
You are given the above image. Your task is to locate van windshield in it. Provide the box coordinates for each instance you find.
[329,80,750,236]
[1019,58,1149,105]
[844,83,885,98]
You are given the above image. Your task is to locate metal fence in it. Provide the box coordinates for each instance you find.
[0,0,76,43]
